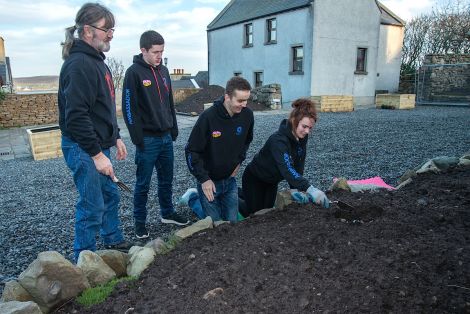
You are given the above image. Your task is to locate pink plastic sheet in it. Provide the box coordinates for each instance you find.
[333,176,396,190]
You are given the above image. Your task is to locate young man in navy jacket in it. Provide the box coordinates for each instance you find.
[122,30,188,239]
[185,77,254,222]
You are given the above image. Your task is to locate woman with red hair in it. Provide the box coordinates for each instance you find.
[240,98,329,217]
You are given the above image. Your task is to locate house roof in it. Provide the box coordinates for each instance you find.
[377,1,405,26]
[207,0,404,31]
[171,79,199,89]
[207,0,313,31]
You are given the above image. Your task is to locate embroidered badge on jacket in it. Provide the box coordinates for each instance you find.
[212,131,222,138]
[236,126,243,136]
[143,80,152,87]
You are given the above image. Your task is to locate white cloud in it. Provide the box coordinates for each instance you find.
[380,0,434,21]
[1,0,230,77]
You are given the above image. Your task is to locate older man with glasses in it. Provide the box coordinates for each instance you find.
[58,2,132,262]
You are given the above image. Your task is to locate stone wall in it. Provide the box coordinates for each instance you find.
[173,88,200,104]
[251,84,282,109]
[418,54,470,103]
[0,88,201,127]
[0,93,58,128]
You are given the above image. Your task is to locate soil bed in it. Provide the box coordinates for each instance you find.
[58,167,470,313]
[175,85,269,114]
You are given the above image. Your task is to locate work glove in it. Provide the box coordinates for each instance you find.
[306,186,330,208]
[290,189,310,204]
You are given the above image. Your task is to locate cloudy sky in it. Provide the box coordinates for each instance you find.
[0,0,440,78]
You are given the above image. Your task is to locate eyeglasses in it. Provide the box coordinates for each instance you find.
[88,24,115,34]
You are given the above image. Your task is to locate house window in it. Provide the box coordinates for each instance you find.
[244,23,253,47]
[355,47,368,74]
[234,72,242,77]
[291,45,304,74]
[266,18,277,44]
[254,71,263,88]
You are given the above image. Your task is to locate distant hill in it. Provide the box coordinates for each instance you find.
[13,75,59,91]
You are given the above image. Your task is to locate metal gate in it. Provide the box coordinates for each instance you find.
[416,62,470,106]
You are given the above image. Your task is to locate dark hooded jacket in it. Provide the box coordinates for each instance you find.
[185,96,254,183]
[247,119,310,191]
[122,54,178,147]
[58,39,120,157]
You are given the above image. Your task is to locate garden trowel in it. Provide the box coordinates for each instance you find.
[330,200,356,211]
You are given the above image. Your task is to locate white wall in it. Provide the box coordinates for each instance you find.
[310,0,381,107]
[208,7,314,106]
[376,24,404,93]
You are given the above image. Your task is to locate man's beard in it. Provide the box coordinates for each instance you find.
[92,35,110,53]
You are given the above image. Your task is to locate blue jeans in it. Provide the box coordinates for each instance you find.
[62,136,124,261]
[188,193,206,219]
[197,177,238,223]
[134,134,175,223]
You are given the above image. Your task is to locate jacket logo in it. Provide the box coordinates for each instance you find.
[236,126,242,136]
[212,131,222,138]
[143,80,152,87]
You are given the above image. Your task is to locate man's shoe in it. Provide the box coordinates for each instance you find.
[135,223,149,239]
[161,212,190,226]
[105,241,134,252]
[178,188,198,206]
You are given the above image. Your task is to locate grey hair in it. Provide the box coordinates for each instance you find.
[61,2,115,59]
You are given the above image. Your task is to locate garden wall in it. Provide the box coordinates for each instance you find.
[0,88,200,128]
[0,93,58,128]
[173,88,200,104]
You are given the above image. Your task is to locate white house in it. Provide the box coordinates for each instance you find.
[207,0,404,108]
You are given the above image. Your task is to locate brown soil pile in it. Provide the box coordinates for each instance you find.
[58,167,470,313]
[175,85,268,114]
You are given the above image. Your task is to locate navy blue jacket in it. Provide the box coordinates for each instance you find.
[122,54,178,147]
[247,119,310,191]
[58,40,119,156]
[185,97,254,183]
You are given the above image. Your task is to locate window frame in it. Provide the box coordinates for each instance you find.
[355,47,368,74]
[265,18,277,44]
[243,23,253,48]
[289,45,304,75]
[254,71,263,88]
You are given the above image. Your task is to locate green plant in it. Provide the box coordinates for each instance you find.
[76,276,136,308]
[0,89,6,102]
[380,105,396,110]
[159,233,182,255]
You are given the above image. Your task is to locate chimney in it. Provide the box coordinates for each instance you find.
[173,69,176,74]
[182,68,184,74]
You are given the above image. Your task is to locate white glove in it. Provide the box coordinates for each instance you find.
[306,186,330,208]
[290,190,309,204]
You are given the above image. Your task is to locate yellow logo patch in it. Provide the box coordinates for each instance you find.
[212,131,221,138]
[143,80,151,87]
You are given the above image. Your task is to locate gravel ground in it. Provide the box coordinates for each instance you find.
[1,106,469,294]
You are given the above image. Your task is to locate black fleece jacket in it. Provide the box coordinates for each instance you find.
[58,40,120,156]
[185,97,254,183]
[122,54,178,147]
[247,119,310,191]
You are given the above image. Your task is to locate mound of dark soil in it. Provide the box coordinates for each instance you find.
[58,167,470,313]
[175,85,268,114]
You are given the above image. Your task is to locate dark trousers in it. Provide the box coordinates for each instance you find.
[242,166,278,216]
[134,134,175,223]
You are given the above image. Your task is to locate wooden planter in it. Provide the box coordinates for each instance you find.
[376,94,415,109]
[311,95,354,112]
[26,125,62,161]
